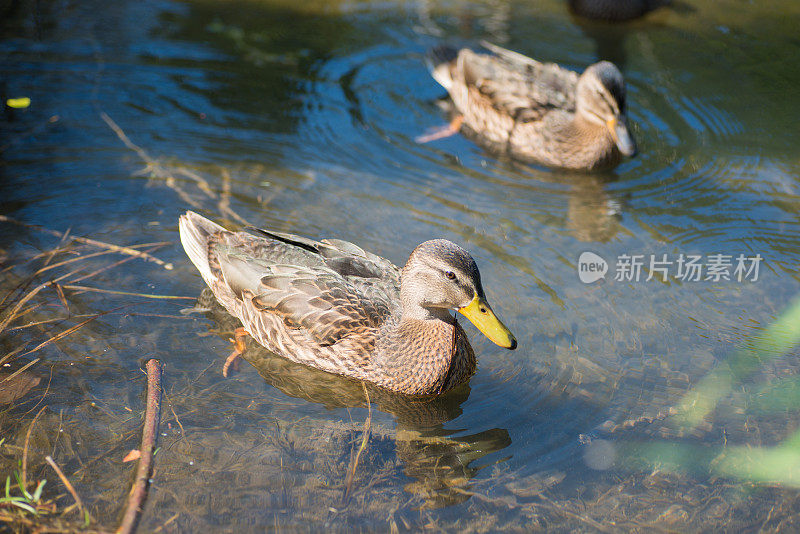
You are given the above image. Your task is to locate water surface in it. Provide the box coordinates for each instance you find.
[2,0,800,530]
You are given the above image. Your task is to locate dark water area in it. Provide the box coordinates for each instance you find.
[2,0,800,531]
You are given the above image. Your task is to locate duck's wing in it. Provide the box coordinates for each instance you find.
[247,227,400,283]
[216,247,395,347]
[179,211,400,347]
[452,42,579,122]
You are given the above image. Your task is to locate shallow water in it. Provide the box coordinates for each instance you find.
[2,0,800,530]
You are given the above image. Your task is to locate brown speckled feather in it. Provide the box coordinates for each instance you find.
[250,267,392,347]
[459,43,578,122]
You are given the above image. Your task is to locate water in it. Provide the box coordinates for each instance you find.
[2,0,800,530]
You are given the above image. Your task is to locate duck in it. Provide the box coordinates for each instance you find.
[428,41,637,170]
[568,0,671,21]
[179,211,516,396]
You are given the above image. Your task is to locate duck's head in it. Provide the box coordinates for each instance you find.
[400,240,517,350]
[576,61,637,157]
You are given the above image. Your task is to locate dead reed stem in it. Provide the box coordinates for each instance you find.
[100,111,251,226]
[61,285,195,300]
[0,214,172,269]
[342,382,372,506]
[45,455,88,520]
[4,305,128,366]
[21,406,48,490]
[0,271,76,334]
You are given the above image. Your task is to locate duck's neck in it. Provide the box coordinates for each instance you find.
[568,114,621,168]
[572,114,610,143]
[400,300,453,322]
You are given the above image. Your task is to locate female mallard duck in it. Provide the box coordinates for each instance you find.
[429,42,637,170]
[179,211,516,396]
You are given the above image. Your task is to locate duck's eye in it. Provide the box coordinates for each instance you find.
[445,271,456,280]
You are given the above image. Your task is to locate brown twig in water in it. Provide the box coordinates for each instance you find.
[21,406,48,490]
[34,243,169,277]
[117,359,163,534]
[174,167,215,198]
[5,312,100,333]
[123,313,194,321]
[0,243,73,279]
[4,244,167,330]
[25,365,54,418]
[152,512,180,533]
[53,282,69,313]
[100,112,162,172]
[0,214,173,269]
[68,243,168,285]
[1,305,125,367]
[342,382,372,506]
[42,227,72,269]
[0,242,165,301]
[44,455,89,521]
[0,235,72,308]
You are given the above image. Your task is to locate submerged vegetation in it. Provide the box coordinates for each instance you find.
[618,294,800,489]
[0,214,175,532]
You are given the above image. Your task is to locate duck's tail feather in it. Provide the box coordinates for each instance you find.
[179,211,226,285]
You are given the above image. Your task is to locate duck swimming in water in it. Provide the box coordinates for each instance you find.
[428,42,637,170]
[179,211,516,395]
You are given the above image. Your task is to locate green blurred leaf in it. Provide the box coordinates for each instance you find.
[677,294,800,427]
[6,97,31,109]
[32,479,46,502]
[13,470,31,501]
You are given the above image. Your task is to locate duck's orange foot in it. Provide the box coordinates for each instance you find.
[415,115,464,143]
[223,327,251,377]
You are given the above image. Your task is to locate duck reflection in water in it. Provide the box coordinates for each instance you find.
[566,174,623,243]
[568,0,693,69]
[505,159,625,243]
[192,289,511,508]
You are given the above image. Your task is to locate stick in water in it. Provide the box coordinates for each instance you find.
[116,359,163,534]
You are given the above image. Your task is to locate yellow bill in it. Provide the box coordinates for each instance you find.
[458,295,517,349]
